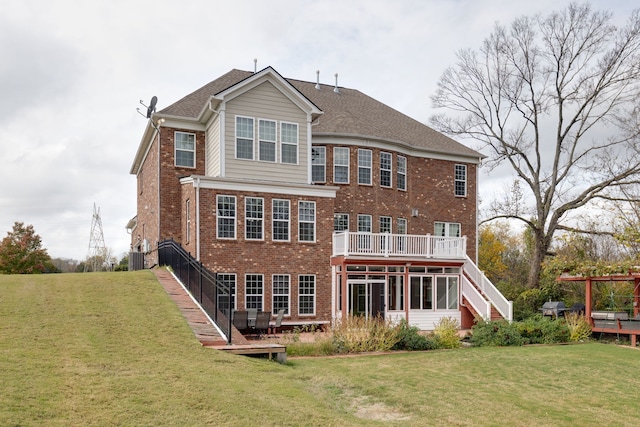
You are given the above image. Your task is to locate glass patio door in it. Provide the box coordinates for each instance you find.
[348,281,385,318]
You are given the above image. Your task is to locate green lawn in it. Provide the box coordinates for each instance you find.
[1,271,639,426]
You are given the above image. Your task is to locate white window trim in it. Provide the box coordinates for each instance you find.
[216,195,236,240]
[434,221,461,237]
[217,273,237,311]
[245,274,264,311]
[357,214,372,232]
[244,197,264,241]
[174,131,196,168]
[280,121,299,165]
[298,275,316,316]
[455,164,467,197]
[311,146,326,183]
[333,147,350,184]
[380,152,392,188]
[358,148,372,185]
[258,118,277,163]
[397,155,407,191]
[379,216,392,233]
[298,201,316,243]
[235,115,255,160]
[272,274,291,316]
[334,213,349,232]
[272,199,291,242]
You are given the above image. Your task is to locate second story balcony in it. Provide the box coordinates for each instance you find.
[332,231,467,259]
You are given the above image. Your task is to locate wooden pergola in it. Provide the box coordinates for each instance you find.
[557,272,640,346]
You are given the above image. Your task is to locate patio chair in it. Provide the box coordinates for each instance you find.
[269,309,285,337]
[232,310,249,333]
[253,311,271,338]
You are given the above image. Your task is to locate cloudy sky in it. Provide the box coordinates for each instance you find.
[0,0,636,261]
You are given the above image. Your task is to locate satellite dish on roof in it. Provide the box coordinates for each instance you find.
[146,96,157,118]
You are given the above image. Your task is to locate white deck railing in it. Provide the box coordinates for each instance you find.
[461,275,492,321]
[332,231,467,259]
[463,255,513,321]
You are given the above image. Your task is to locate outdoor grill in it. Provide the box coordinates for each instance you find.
[541,301,567,318]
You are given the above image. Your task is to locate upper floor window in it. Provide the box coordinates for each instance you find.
[455,164,467,196]
[379,216,392,233]
[175,132,195,168]
[334,213,349,232]
[216,195,236,239]
[258,119,276,162]
[397,156,407,191]
[334,147,349,183]
[236,116,254,160]
[298,201,316,242]
[435,222,460,237]
[357,214,372,232]
[245,197,264,240]
[397,218,407,234]
[358,149,372,185]
[272,199,290,241]
[311,147,326,183]
[281,122,298,164]
[380,152,392,187]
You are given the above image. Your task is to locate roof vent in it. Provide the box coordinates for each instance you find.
[315,70,321,90]
[253,58,257,73]
[333,73,339,93]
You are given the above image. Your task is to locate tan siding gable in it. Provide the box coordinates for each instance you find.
[224,81,308,183]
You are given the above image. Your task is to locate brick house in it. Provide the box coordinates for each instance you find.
[128,66,511,330]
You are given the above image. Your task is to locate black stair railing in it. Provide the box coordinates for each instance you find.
[157,239,233,344]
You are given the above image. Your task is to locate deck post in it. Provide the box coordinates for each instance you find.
[634,278,639,318]
[586,278,593,326]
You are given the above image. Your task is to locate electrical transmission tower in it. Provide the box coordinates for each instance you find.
[85,203,109,272]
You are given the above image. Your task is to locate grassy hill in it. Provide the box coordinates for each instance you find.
[1,271,639,426]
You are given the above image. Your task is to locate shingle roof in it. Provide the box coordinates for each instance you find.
[159,68,482,159]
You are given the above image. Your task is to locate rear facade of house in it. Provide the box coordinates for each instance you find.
[128,66,512,331]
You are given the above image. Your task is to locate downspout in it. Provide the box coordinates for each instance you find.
[475,158,481,264]
[153,118,165,258]
[195,177,201,260]
[307,114,313,184]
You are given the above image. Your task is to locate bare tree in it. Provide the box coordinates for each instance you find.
[430,3,640,288]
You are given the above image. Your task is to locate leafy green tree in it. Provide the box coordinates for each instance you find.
[0,222,55,274]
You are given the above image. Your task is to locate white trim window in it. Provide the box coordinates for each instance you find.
[455,164,467,197]
[410,276,433,310]
[380,152,392,187]
[236,116,254,160]
[435,222,461,237]
[379,216,392,233]
[436,276,459,310]
[217,273,237,312]
[272,199,290,241]
[216,195,236,239]
[397,218,407,234]
[397,156,407,191]
[334,213,349,232]
[258,119,277,162]
[175,131,195,168]
[333,147,349,183]
[298,201,316,242]
[311,146,326,183]
[281,122,298,164]
[358,149,372,185]
[245,197,264,240]
[245,274,263,311]
[272,274,290,315]
[298,275,316,315]
[358,214,372,232]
